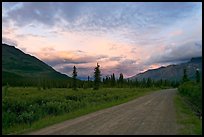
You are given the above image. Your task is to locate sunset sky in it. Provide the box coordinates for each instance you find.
[2,2,202,79]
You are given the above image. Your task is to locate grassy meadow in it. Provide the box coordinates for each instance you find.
[2,87,160,135]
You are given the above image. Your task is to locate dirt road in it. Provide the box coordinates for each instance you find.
[27,89,178,135]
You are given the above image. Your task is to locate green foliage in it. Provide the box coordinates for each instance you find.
[3,83,9,96]
[102,75,175,89]
[18,112,35,126]
[196,69,200,83]
[174,95,202,135]
[93,63,101,90]
[72,66,78,90]
[182,68,189,83]
[2,87,159,134]
[2,44,72,87]
[118,73,124,88]
[178,81,202,114]
[111,73,116,87]
[170,80,180,88]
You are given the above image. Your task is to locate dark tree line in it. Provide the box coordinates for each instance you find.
[178,68,202,118]
[3,64,200,90]
[102,77,179,88]
[182,68,201,84]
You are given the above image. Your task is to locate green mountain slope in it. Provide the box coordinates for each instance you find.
[2,43,72,86]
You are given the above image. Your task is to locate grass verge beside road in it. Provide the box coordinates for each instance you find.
[174,93,202,135]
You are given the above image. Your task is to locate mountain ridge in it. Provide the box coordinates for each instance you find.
[129,57,202,81]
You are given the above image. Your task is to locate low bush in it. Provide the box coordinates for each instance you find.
[2,87,159,134]
[178,81,202,114]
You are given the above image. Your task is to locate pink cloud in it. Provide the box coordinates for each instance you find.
[169,29,183,37]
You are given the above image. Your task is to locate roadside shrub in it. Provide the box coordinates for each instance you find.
[65,95,78,101]
[44,101,64,115]
[2,112,17,128]
[2,87,159,134]
[178,81,202,113]
[17,111,35,125]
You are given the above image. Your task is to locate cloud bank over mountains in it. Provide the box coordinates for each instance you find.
[2,2,202,78]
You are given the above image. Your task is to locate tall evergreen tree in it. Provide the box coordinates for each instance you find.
[111,73,116,87]
[72,66,77,90]
[88,76,90,82]
[196,69,200,83]
[182,68,189,82]
[93,63,101,90]
[102,77,105,87]
[118,73,124,87]
[87,76,90,88]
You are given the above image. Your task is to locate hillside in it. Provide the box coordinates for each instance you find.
[2,43,71,86]
[129,57,202,81]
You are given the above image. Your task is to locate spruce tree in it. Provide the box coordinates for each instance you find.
[111,73,116,87]
[72,66,77,90]
[118,73,124,87]
[182,68,188,83]
[87,76,90,88]
[105,76,109,87]
[93,63,101,90]
[196,69,200,83]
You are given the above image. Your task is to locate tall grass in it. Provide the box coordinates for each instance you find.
[2,87,160,134]
[174,95,202,135]
[178,81,202,115]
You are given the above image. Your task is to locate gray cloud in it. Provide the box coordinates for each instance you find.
[45,55,139,78]
[5,2,59,27]
[101,59,139,78]
[109,56,124,61]
[147,41,202,65]
[16,33,46,39]
[44,56,96,67]
[4,2,197,34]
[96,55,109,60]
[3,2,201,48]
[40,51,108,68]
[2,37,18,47]
[45,59,89,67]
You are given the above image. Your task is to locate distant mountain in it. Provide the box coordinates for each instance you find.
[129,57,202,81]
[2,43,72,85]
